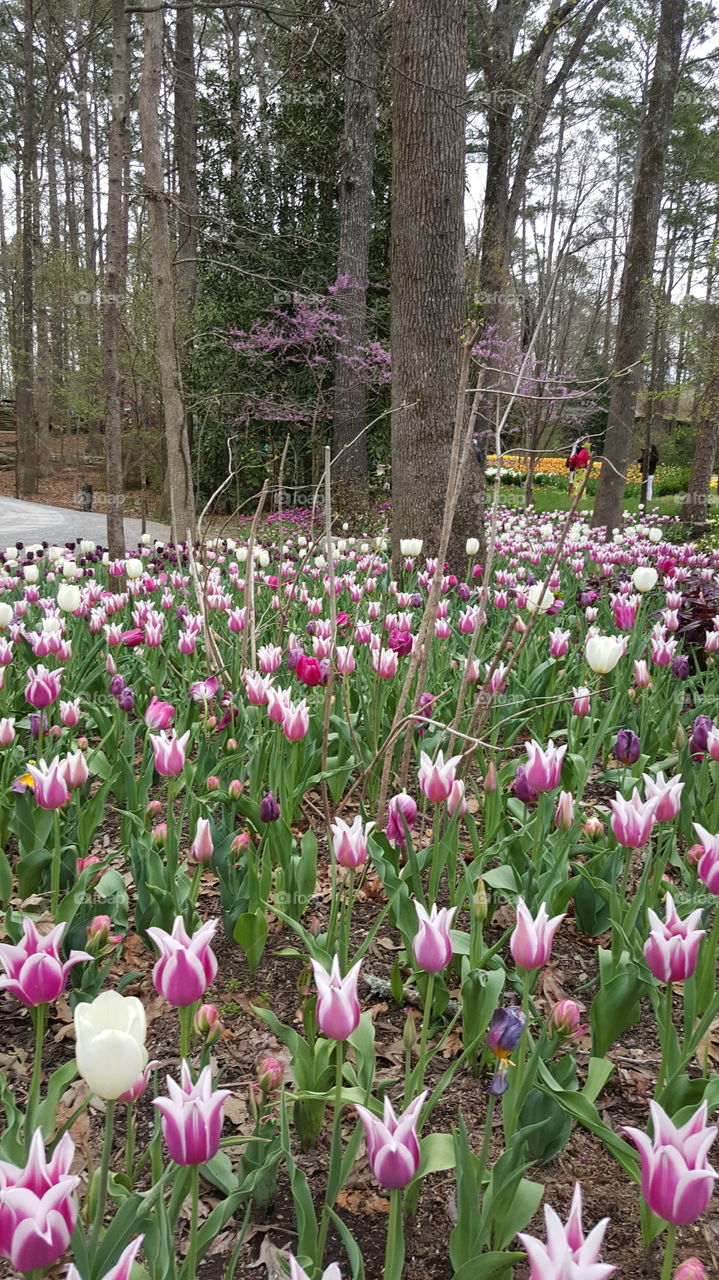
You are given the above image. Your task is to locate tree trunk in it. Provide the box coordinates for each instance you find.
[681,306,719,534]
[174,1,198,482]
[591,0,686,529]
[332,0,379,520]
[390,0,467,564]
[138,3,195,545]
[103,0,129,558]
[17,0,37,497]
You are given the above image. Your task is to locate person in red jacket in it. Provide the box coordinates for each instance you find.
[566,440,590,495]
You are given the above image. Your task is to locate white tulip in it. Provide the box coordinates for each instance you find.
[466,538,480,555]
[314,555,326,568]
[79,540,96,554]
[74,990,148,1100]
[0,603,13,628]
[62,560,80,580]
[47,546,63,562]
[57,583,81,612]
[632,566,658,594]
[648,528,662,544]
[236,547,248,563]
[23,564,39,583]
[525,582,555,614]
[256,549,270,568]
[297,536,307,547]
[42,615,62,634]
[4,547,17,561]
[400,538,423,558]
[102,552,110,565]
[124,558,143,580]
[585,634,623,674]
[140,533,152,546]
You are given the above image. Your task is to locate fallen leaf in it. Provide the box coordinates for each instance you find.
[336,1188,389,1215]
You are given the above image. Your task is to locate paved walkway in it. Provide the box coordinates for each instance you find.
[0,496,170,550]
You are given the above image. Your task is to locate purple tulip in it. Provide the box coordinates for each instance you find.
[116,686,135,713]
[487,1006,526,1095]
[689,715,714,759]
[412,901,456,972]
[614,729,640,766]
[153,1062,231,1165]
[0,917,90,1007]
[259,791,281,823]
[355,1091,427,1189]
[310,955,361,1041]
[0,1128,79,1271]
[623,1100,718,1226]
[146,916,218,1007]
[644,894,705,984]
[385,792,418,846]
[511,763,539,805]
[518,1182,616,1280]
[672,655,690,680]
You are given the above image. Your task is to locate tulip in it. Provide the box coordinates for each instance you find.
[259,791,281,822]
[693,823,719,894]
[572,686,591,716]
[311,955,362,1041]
[412,901,456,972]
[525,582,554,613]
[614,729,640,765]
[59,698,81,727]
[524,738,566,792]
[153,1062,232,1165]
[0,1128,80,1272]
[609,789,657,848]
[0,716,15,746]
[149,728,190,776]
[689,714,714,759]
[74,990,149,1099]
[146,916,218,1007]
[399,539,423,558]
[258,1056,284,1092]
[554,789,574,829]
[330,814,374,869]
[188,816,214,865]
[510,898,565,970]
[144,696,175,730]
[585,634,623,674]
[418,749,462,803]
[65,1236,144,1280]
[642,771,685,823]
[282,698,310,741]
[447,777,467,818]
[355,1091,427,1189]
[487,1006,526,1095]
[673,1259,708,1280]
[63,749,89,790]
[547,999,586,1041]
[372,647,399,678]
[548,626,570,658]
[288,1258,341,1280]
[25,663,63,709]
[623,1100,718,1226]
[26,758,70,809]
[385,792,418,846]
[634,659,652,687]
[189,676,220,702]
[632,566,658,593]
[466,538,480,555]
[518,1182,616,1280]
[57,583,81,612]
[0,917,90,1006]
[644,894,705,984]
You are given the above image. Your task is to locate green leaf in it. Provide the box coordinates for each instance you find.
[591,962,650,1058]
[583,1056,614,1102]
[233,910,269,975]
[414,1131,456,1180]
[451,1252,524,1279]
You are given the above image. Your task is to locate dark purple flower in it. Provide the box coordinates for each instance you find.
[109,674,126,698]
[511,763,538,805]
[287,647,302,672]
[411,594,423,609]
[388,629,413,657]
[259,792,280,823]
[671,655,690,680]
[487,1006,526,1096]
[690,714,714,759]
[456,583,471,602]
[615,729,640,766]
[319,659,330,685]
[28,712,49,740]
[117,687,135,712]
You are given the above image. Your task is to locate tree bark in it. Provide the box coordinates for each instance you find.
[390,0,467,564]
[591,0,686,529]
[174,1,198,482]
[139,3,195,545]
[681,306,719,534]
[332,0,379,519]
[17,0,37,497]
[103,0,129,557]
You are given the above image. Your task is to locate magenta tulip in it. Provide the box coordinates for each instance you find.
[0,1128,79,1272]
[355,1091,427,1189]
[144,697,175,730]
[523,738,566,792]
[518,1182,616,1280]
[153,1062,231,1165]
[146,916,218,1007]
[623,1100,718,1226]
[0,917,90,1006]
[311,955,361,1041]
[148,728,190,776]
[66,1236,144,1280]
[510,898,565,970]
[418,749,462,803]
[644,895,705,983]
[26,758,69,810]
[330,815,374,869]
[609,789,657,848]
[412,901,456,972]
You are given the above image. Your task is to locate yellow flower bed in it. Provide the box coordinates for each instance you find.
[487,455,643,483]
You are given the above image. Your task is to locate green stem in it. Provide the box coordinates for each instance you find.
[89,1100,115,1256]
[182,1165,200,1280]
[407,973,435,1105]
[124,1102,136,1191]
[478,1093,497,1176]
[180,1004,196,1063]
[316,1043,345,1269]
[658,982,674,1095]
[26,1003,47,1152]
[51,810,62,916]
[384,1188,405,1280]
[660,1223,676,1280]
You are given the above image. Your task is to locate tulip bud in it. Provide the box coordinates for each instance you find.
[674,724,686,751]
[257,1056,283,1092]
[151,822,168,845]
[259,792,280,823]
[483,761,498,793]
[686,844,703,867]
[582,815,605,840]
[146,799,164,822]
[194,1003,222,1046]
[403,1011,418,1053]
[85,915,113,955]
[228,779,244,800]
[547,999,584,1041]
[225,737,238,752]
[554,790,575,830]
[472,879,489,923]
[231,832,250,856]
[77,736,89,750]
[673,1259,708,1280]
